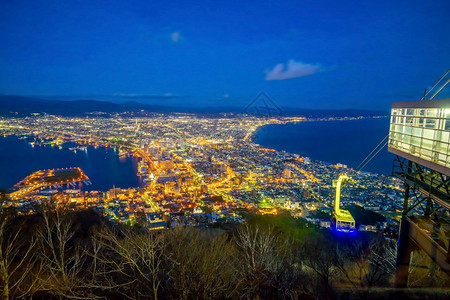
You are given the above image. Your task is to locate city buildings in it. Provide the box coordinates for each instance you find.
[1,113,403,233]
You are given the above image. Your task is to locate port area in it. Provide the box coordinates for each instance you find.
[10,167,90,200]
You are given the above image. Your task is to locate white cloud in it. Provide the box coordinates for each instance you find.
[171,31,182,42]
[217,94,230,101]
[265,59,321,80]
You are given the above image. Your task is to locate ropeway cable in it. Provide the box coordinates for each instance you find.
[420,69,449,100]
[356,134,388,170]
[429,78,450,100]
[357,140,388,171]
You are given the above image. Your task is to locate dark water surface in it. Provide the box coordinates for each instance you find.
[0,136,140,191]
[254,117,394,175]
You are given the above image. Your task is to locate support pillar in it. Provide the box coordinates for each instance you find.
[395,216,412,287]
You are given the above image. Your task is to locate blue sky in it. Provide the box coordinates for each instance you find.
[0,0,449,109]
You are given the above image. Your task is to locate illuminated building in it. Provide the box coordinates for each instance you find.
[146,212,167,230]
[283,168,292,178]
[389,99,450,173]
[160,159,174,170]
[389,98,450,286]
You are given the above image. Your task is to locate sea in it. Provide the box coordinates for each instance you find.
[0,136,140,191]
[254,117,394,175]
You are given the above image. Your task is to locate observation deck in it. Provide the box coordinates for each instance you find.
[388,99,450,176]
[389,98,450,286]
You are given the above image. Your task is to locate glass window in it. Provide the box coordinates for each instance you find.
[441,131,449,143]
[435,142,448,154]
[425,118,436,128]
[411,136,421,147]
[418,118,425,126]
[420,148,432,159]
[403,144,411,152]
[436,152,446,160]
[404,126,412,135]
[389,123,396,132]
[435,118,444,130]
[423,129,434,139]
[426,109,437,117]
[412,127,422,137]
[389,106,450,163]
[403,135,411,144]
[445,109,450,118]
[445,119,450,131]
[421,138,433,150]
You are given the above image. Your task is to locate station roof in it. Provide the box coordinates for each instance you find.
[391,98,450,109]
[334,209,355,222]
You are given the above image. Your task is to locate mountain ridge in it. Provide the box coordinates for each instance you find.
[0,94,389,117]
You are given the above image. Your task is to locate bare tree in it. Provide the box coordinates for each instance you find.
[234,224,276,298]
[334,236,397,290]
[366,236,397,287]
[37,209,93,298]
[164,227,241,300]
[335,240,369,289]
[0,214,42,300]
[303,235,339,299]
[235,223,310,299]
[93,225,164,299]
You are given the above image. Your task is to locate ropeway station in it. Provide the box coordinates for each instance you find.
[331,174,356,232]
[388,72,450,286]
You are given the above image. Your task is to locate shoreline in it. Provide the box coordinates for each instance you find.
[250,116,391,175]
[249,115,389,142]
[0,135,140,191]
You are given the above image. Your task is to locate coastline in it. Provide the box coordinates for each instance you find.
[251,116,392,175]
[0,136,140,191]
[249,115,389,143]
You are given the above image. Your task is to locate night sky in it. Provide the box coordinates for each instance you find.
[0,0,449,110]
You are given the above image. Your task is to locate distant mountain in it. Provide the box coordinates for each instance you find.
[0,94,389,117]
[279,108,390,118]
[0,94,172,116]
